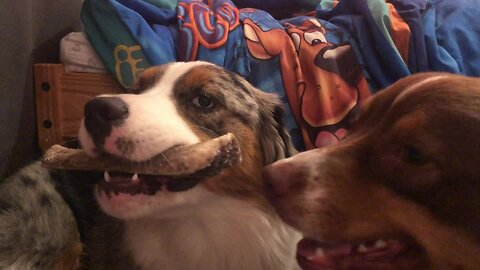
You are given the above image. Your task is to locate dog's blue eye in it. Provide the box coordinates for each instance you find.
[404,145,427,165]
[192,94,215,109]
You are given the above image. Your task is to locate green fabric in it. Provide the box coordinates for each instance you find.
[366,0,402,60]
[81,0,152,88]
[318,0,336,9]
[144,0,178,9]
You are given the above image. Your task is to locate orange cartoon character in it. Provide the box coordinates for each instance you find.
[242,14,371,149]
[287,18,371,148]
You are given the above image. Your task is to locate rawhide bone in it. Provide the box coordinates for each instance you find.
[41,133,241,176]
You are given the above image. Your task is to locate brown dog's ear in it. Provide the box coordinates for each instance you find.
[256,92,297,165]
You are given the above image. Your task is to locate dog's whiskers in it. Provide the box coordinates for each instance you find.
[192,125,220,138]
[160,152,173,167]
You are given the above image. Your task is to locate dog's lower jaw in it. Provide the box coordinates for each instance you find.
[95,184,212,220]
[123,193,301,270]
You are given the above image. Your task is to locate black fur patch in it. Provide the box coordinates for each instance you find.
[39,193,53,208]
[20,176,37,188]
[50,170,102,242]
[0,200,13,215]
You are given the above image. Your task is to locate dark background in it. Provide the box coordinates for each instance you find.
[0,1,83,178]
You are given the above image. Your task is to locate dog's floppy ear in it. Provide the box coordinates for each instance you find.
[256,92,297,165]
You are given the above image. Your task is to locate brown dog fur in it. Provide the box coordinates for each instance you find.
[263,72,480,270]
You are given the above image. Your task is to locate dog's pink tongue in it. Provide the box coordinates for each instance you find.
[297,238,350,268]
[296,237,419,270]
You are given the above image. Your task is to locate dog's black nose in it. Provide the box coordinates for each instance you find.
[84,97,129,142]
[84,97,129,122]
[262,161,304,197]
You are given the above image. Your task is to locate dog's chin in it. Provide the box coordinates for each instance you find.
[95,177,212,220]
[295,235,425,270]
[283,213,426,269]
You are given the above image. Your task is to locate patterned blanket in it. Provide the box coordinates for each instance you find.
[82,0,480,150]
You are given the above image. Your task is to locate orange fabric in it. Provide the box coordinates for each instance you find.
[386,2,411,64]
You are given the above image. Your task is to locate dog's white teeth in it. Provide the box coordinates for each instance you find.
[357,239,388,253]
[104,171,111,182]
[374,239,388,249]
[357,243,369,253]
[306,248,325,260]
[315,247,326,257]
[132,173,139,182]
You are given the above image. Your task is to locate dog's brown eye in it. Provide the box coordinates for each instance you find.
[404,145,427,165]
[192,94,215,110]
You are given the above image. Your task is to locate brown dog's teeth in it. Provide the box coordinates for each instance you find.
[357,239,388,253]
[104,171,111,182]
[373,239,388,249]
[306,248,326,260]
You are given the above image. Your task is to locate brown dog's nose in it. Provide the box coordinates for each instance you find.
[263,161,304,196]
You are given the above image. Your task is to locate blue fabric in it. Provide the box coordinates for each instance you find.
[391,0,431,73]
[82,0,480,150]
[428,0,480,75]
[234,0,300,18]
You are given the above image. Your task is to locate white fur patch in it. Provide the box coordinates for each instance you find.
[95,183,212,220]
[79,61,215,162]
[124,189,300,270]
[78,119,96,156]
[99,91,199,161]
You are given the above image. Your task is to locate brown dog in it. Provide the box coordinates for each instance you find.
[263,72,480,270]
